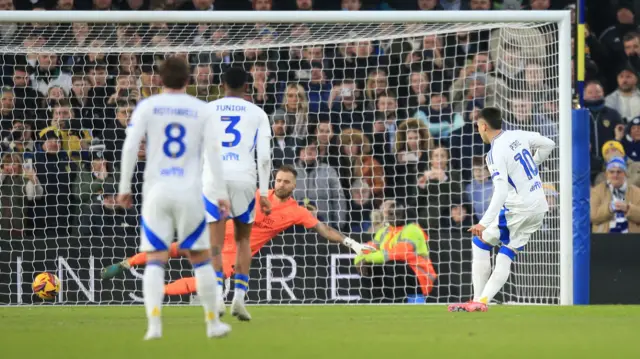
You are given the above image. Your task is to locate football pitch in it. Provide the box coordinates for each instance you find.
[1,305,637,359]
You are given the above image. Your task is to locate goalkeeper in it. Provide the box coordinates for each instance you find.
[355,201,437,302]
[101,165,373,317]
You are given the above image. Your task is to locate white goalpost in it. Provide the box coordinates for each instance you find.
[0,10,573,306]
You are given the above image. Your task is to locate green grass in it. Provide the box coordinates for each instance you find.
[0,306,638,359]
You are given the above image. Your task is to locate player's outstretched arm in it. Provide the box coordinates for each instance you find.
[528,131,556,166]
[313,222,375,255]
[117,102,147,206]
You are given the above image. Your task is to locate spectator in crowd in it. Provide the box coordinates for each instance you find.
[72,148,116,208]
[593,140,627,185]
[103,101,132,163]
[39,100,92,161]
[33,131,76,237]
[0,87,18,138]
[2,120,35,157]
[0,153,43,239]
[338,128,385,200]
[591,157,640,233]
[394,118,432,205]
[293,139,346,229]
[399,70,429,116]
[270,112,297,171]
[464,156,493,221]
[30,52,72,97]
[296,0,313,10]
[622,117,640,163]
[415,92,462,141]
[599,3,640,71]
[314,118,339,166]
[448,200,474,229]
[250,61,277,114]
[505,93,557,139]
[449,52,502,112]
[415,146,461,230]
[179,0,215,11]
[449,100,490,181]
[622,32,640,79]
[187,64,222,102]
[341,0,362,11]
[78,182,138,237]
[306,62,331,114]
[274,83,312,140]
[605,66,640,122]
[11,65,38,119]
[347,179,374,232]
[585,81,625,177]
[329,79,367,133]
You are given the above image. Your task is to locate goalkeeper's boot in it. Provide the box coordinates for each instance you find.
[101,260,130,279]
[207,321,232,338]
[231,298,252,321]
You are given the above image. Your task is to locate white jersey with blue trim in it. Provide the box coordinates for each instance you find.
[118,93,226,199]
[479,130,555,228]
[202,96,272,196]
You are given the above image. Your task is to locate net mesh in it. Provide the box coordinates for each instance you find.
[0,20,560,305]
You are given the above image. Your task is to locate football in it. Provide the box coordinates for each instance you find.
[32,272,60,300]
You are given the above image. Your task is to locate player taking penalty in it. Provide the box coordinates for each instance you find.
[103,166,374,314]
[116,56,231,340]
[447,107,555,313]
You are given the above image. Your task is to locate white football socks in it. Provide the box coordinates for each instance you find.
[479,253,513,304]
[194,262,220,325]
[143,261,165,338]
[472,244,492,302]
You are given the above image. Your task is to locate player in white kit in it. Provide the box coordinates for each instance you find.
[447,107,555,312]
[202,67,272,321]
[116,57,232,339]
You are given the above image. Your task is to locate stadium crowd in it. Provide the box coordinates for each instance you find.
[0,0,634,240]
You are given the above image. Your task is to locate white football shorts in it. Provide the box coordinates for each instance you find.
[203,181,256,224]
[139,187,209,253]
[481,207,546,251]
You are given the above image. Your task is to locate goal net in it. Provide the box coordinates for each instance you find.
[0,11,567,305]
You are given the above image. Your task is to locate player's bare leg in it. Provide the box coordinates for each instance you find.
[231,220,253,321]
[101,243,184,279]
[187,249,231,338]
[209,221,227,317]
[142,250,169,340]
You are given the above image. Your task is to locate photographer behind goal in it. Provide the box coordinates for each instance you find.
[355,201,437,303]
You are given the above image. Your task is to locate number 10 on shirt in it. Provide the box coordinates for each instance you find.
[514,149,538,180]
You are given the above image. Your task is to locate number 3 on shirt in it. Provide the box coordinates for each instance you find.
[221,116,241,148]
[514,149,538,180]
[163,123,186,158]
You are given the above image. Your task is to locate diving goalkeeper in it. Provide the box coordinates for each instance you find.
[101,165,373,318]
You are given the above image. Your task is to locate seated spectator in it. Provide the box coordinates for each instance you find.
[273,83,312,140]
[0,153,43,239]
[362,69,389,112]
[450,52,504,111]
[38,100,92,161]
[33,131,76,236]
[447,201,474,229]
[292,139,346,229]
[347,179,374,233]
[399,69,429,116]
[591,157,640,233]
[521,61,555,108]
[70,75,101,132]
[338,128,385,199]
[11,65,38,119]
[270,112,297,171]
[464,156,493,221]
[139,65,161,99]
[605,66,640,122]
[329,79,367,133]
[107,74,140,106]
[103,101,132,163]
[415,146,461,230]
[622,117,640,162]
[594,140,627,185]
[305,62,331,114]
[187,64,222,102]
[449,100,490,181]
[599,4,640,71]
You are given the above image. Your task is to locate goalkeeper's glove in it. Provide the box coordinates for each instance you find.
[343,237,377,256]
[354,251,386,266]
